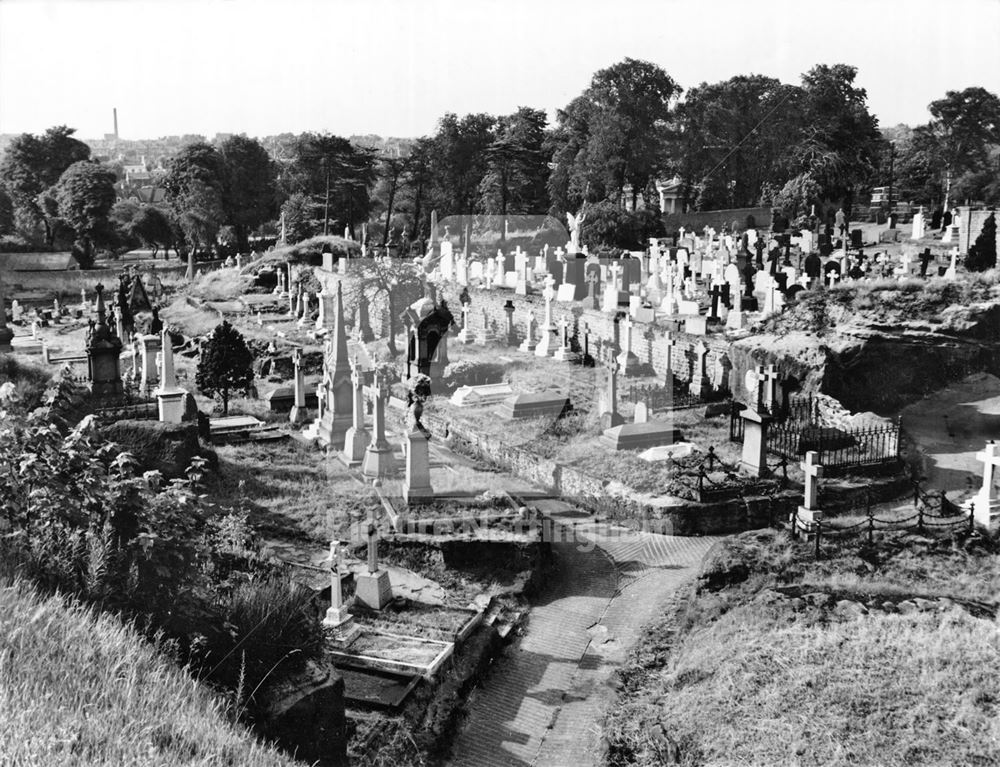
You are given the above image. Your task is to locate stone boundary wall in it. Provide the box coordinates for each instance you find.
[662,206,773,233]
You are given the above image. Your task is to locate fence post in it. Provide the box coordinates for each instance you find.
[781,457,788,488]
[917,502,924,533]
[867,509,875,544]
[814,520,821,559]
[913,480,919,509]
[707,446,716,471]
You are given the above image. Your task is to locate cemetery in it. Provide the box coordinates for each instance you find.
[2,10,1000,765]
[4,190,1000,764]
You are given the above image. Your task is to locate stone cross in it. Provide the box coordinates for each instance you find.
[608,262,623,291]
[801,451,823,510]
[586,269,600,310]
[601,355,623,428]
[664,332,677,387]
[558,314,570,349]
[762,364,780,413]
[542,274,556,328]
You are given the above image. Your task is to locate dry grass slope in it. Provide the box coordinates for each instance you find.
[607,531,1000,767]
[0,576,302,767]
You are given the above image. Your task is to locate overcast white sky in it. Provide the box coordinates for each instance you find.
[1,0,999,140]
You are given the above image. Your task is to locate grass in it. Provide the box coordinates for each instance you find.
[206,438,381,544]
[606,529,1000,767]
[0,575,302,767]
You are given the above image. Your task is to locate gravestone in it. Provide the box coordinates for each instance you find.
[599,358,624,429]
[361,382,396,478]
[450,383,515,407]
[633,401,649,424]
[322,541,361,644]
[154,328,186,424]
[355,516,394,610]
[973,441,1000,532]
[404,428,434,502]
[600,421,684,451]
[616,314,640,376]
[795,451,824,534]
[289,348,309,425]
[518,311,537,353]
[498,393,572,420]
[342,361,369,466]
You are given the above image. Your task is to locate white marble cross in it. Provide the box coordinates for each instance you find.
[801,451,823,510]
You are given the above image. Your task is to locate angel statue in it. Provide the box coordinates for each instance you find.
[566,208,587,251]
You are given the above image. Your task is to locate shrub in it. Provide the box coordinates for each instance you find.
[0,356,52,412]
[196,321,255,415]
[0,408,324,719]
[966,212,997,272]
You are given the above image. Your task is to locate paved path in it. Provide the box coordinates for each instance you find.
[448,499,720,767]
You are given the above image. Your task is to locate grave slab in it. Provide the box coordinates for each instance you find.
[498,393,572,420]
[600,421,684,451]
[449,383,515,407]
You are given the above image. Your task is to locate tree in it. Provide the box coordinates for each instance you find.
[279,192,319,244]
[927,87,1000,209]
[772,173,823,224]
[967,212,997,272]
[0,125,90,246]
[548,59,680,212]
[428,113,496,216]
[196,321,254,415]
[111,201,176,257]
[348,256,423,356]
[478,107,550,223]
[793,64,882,211]
[177,181,225,254]
[399,137,435,246]
[376,154,409,246]
[287,134,375,238]
[53,160,117,267]
[163,142,226,255]
[673,75,803,210]
[217,135,278,251]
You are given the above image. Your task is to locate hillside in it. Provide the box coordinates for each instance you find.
[606,530,1000,767]
[0,576,303,767]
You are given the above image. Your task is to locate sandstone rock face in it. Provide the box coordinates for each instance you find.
[732,317,1000,414]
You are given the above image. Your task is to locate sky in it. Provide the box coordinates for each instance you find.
[1,0,999,140]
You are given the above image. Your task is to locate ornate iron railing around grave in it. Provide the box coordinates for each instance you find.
[729,401,900,472]
[793,484,974,559]
[768,420,900,469]
[624,381,705,412]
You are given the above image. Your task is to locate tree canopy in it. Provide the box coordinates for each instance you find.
[53,160,118,267]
